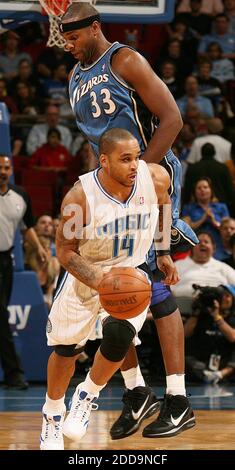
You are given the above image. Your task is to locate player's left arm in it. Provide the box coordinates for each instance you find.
[112,48,183,164]
[148,163,179,285]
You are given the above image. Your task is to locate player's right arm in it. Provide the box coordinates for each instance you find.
[56,182,104,290]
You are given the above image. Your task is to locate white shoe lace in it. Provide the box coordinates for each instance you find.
[71,400,98,422]
[45,416,63,441]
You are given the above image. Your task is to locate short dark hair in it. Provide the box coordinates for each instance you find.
[197,231,216,247]
[201,143,215,158]
[61,2,99,22]
[47,128,61,140]
[99,128,137,155]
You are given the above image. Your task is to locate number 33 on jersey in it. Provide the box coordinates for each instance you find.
[69,42,152,158]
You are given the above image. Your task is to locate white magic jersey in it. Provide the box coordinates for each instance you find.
[78,160,158,268]
[47,161,158,346]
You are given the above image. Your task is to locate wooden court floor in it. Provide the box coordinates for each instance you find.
[1,410,235,450]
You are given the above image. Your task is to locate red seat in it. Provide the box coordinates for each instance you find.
[22,169,58,186]
[23,185,54,216]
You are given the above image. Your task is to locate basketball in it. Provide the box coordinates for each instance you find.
[99,267,151,320]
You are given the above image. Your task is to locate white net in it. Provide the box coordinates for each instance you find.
[38,0,97,48]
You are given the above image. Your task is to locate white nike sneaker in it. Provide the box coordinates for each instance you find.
[40,405,66,450]
[63,386,98,441]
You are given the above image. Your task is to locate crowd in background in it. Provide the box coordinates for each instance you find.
[0,0,235,385]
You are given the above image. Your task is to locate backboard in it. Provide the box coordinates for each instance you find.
[0,0,175,29]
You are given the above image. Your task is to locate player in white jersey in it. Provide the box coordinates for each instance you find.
[40,128,178,450]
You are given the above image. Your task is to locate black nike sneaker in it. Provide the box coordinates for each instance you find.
[142,394,196,438]
[110,386,160,440]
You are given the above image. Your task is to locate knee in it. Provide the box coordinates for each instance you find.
[100,317,136,362]
[150,281,178,320]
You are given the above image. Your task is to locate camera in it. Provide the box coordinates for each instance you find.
[192,285,225,315]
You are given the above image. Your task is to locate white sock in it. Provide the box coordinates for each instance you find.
[166,374,186,396]
[43,393,65,415]
[121,366,145,390]
[78,372,106,397]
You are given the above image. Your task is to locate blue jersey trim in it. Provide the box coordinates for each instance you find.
[53,271,68,302]
[93,169,137,208]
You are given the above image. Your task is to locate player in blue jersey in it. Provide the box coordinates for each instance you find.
[59,2,197,439]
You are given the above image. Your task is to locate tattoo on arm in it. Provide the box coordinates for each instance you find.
[67,254,97,284]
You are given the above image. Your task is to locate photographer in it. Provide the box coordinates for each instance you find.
[184,285,235,384]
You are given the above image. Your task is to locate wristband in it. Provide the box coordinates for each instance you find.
[156,249,171,256]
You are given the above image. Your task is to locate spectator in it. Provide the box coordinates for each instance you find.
[176,0,212,37]
[156,39,193,78]
[182,177,230,247]
[67,140,97,185]
[52,216,60,240]
[184,284,235,385]
[14,82,39,116]
[42,64,71,117]
[177,122,196,162]
[34,214,55,256]
[29,128,72,170]
[8,58,41,99]
[166,17,198,60]
[184,103,210,135]
[176,75,215,118]
[26,105,72,155]
[214,217,235,260]
[0,31,32,81]
[186,117,231,163]
[198,14,235,60]
[158,60,184,99]
[183,143,235,213]
[171,231,235,297]
[37,45,75,80]
[195,58,223,113]
[207,42,235,83]
[24,235,60,308]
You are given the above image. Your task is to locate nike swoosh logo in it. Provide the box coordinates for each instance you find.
[132,396,149,420]
[171,408,189,427]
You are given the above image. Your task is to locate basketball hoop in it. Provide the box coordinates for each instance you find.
[39,0,97,48]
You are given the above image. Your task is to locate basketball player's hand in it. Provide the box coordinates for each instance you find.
[157,255,179,285]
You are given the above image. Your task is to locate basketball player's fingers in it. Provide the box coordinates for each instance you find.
[161,270,173,285]
[171,268,180,285]
[164,266,179,285]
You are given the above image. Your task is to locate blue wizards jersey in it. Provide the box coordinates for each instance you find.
[69,42,153,157]
[69,41,199,261]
